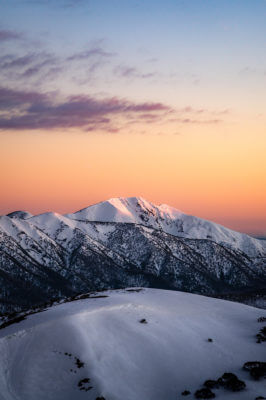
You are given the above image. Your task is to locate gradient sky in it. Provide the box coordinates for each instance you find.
[0,0,265,235]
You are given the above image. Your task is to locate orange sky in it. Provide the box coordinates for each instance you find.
[1,118,265,235]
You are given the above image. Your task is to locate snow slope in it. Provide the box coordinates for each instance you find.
[65,197,266,257]
[0,289,265,400]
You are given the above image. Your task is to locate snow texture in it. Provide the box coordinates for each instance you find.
[0,289,265,400]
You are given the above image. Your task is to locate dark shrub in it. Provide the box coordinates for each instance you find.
[204,380,219,389]
[78,378,92,392]
[256,326,266,343]
[250,366,266,380]
[194,388,215,399]
[139,318,147,324]
[75,357,84,368]
[243,361,266,380]
[217,372,246,391]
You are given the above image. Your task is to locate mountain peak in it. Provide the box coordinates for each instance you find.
[3,197,265,258]
[68,196,181,221]
[106,196,158,212]
[6,211,33,220]
[65,196,170,224]
[63,196,265,257]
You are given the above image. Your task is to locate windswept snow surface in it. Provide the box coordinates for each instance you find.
[0,289,265,400]
[65,197,265,257]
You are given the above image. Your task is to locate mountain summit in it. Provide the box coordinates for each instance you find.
[65,196,265,257]
[1,197,265,314]
[65,196,183,225]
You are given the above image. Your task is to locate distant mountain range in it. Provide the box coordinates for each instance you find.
[0,197,265,313]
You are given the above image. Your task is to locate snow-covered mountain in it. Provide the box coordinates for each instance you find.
[6,211,33,220]
[0,288,265,400]
[65,197,265,257]
[0,197,265,314]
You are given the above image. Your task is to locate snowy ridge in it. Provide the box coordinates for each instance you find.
[6,210,33,220]
[4,196,265,257]
[0,197,265,314]
[64,197,265,257]
[0,289,265,400]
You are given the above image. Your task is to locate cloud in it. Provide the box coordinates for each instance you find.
[67,47,115,62]
[178,106,230,116]
[0,86,171,131]
[0,52,59,84]
[114,65,156,80]
[0,54,37,69]
[168,117,221,125]
[0,86,49,110]
[21,58,60,78]
[0,40,114,86]
[0,29,23,42]
[0,87,225,131]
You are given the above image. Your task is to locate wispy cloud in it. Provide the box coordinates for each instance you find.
[0,39,114,86]
[67,47,115,62]
[0,84,227,132]
[114,65,156,80]
[0,51,59,81]
[0,53,38,69]
[166,106,228,125]
[0,29,23,42]
[0,86,171,131]
[168,118,221,125]
[0,86,49,110]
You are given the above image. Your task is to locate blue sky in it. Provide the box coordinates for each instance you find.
[1,0,266,111]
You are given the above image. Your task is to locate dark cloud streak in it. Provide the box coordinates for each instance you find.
[0,87,171,131]
[0,87,49,110]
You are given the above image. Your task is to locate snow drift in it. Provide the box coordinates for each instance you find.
[0,289,265,400]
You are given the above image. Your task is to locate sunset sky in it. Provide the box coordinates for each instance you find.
[0,0,265,235]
